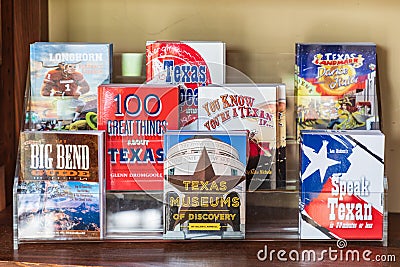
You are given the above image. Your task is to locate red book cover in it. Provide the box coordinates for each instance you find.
[98,84,180,191]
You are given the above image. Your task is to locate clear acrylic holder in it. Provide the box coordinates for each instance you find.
[13,51,387,248]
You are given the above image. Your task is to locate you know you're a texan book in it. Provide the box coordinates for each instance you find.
[198,84,286,191]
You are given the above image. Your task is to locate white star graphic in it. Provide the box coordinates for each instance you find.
[301,140,340,183]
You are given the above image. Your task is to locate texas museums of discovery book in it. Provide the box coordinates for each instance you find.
[163,130,247,239]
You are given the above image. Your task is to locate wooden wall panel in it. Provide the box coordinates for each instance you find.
[0,0,15,207]
[0,0,48,205]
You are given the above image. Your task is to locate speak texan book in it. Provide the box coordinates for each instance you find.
[198,84,286,190]
[16,131,105,241]
[28,42,112,131]
[97,84,180,191]
[295,43,379,139]
[163,131,247,239]
[146,41,225,129]
[299,130,384,240]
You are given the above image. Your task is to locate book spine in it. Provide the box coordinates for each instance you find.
[276,85,286,189]
[294,43,301,141]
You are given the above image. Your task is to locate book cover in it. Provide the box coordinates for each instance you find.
[163,131,247,239]
[299,130,384,240]
[97,84,180,191]
[198,84,286,190]
[146,41,225,129]
[28,42,113,131]
[295,43,379,139]
[17,131,105,240]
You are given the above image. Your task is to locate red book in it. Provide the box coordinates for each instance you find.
[98,84,180,191]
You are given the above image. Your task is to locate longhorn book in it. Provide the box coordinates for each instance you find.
[28,42,112,131]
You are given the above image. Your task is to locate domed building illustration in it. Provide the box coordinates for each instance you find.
[163,132,247,240]
[165,135,245,177]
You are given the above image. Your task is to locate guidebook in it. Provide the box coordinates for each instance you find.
[17,131,105,241]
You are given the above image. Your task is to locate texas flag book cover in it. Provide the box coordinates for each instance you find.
[299,130,384,240]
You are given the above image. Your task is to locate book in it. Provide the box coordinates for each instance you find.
[197,84,286,190]
[295,43,379,139]
[97,84,180,191]
[146,41,225,129]
[299,130,384,240]
[163,130,247,239]
[28,42,113,131]
[17,130,105,241]
[98,84,180,238]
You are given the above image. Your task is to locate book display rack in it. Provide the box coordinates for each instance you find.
[12,40,388,249]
